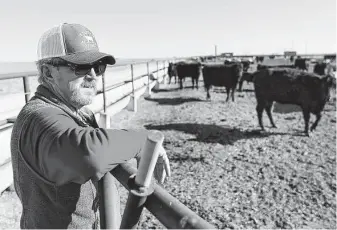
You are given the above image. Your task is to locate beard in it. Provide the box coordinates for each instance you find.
[69,81,97,107]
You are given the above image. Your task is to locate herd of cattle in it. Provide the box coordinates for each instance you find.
[166,57,336,136]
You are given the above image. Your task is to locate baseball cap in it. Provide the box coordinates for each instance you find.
[37,23,115,65]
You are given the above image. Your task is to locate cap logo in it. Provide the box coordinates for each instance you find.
[84,35,94,43]
[78,31,96,45]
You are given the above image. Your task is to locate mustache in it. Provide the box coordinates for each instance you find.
[81,81,97,89]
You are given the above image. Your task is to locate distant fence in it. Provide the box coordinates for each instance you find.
[0,58,216,229]
[198,52,336,62]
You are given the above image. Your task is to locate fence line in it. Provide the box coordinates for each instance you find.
[0,61,166,123]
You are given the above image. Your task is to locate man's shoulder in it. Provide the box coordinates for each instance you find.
[16,97,65,125]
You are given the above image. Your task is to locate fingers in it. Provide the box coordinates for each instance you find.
[154,163,165,184]
[162,153,171,177]
[152,144,171,184]
[160,170,166,184]
[158,145,171,178]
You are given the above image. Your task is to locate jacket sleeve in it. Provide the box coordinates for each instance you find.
[20,107,149,186]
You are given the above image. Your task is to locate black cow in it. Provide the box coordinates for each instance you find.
[294,58,309,71]
[313,62,327,75]
[241,60,250,72]
[202,63,243,101]
[255,56,264,63]
[167,62,178,84]
[256,64,268,71]
[238,72,254,91]
[176,62,201,89]
[253,68,336,136]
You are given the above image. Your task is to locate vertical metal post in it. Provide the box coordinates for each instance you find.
[120,131,164,229]
[162,61,166,83]
[146,62,152,96]
[146,62,150,86]
[102,73,107,113]
[23,76,31,103]
[156,61,159,79]
[162,61,165,74]
[214,45,217,62]
[147,62,150,86]
[98,173,120,229]
[131,64,135,94]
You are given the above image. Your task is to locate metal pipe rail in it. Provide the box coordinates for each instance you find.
[0,71,38,80]
[97,66,166,95]
[111,163,216,229]
[0,61,168,125]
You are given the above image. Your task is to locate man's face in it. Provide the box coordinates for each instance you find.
[49,64,99,108]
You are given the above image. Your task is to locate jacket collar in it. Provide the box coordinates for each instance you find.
[33,85,99,128]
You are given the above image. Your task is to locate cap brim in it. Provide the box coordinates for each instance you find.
[59,50,116,65]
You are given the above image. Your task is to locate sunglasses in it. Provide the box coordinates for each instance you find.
[51,62,107,76]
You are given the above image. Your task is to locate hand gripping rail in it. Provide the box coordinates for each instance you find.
[97,129,215,229]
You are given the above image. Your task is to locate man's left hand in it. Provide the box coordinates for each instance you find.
[154,145,171,184]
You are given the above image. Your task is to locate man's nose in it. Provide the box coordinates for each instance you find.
[86,68,98,80]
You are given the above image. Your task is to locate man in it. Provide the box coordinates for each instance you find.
[10,23,170,229]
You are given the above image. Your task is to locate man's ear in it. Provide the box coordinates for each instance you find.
[42,65,54,80]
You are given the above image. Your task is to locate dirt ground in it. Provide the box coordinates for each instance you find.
[112,80,336,229]
[0,78,336,229]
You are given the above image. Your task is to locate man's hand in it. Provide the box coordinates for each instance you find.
[154,145,171,184]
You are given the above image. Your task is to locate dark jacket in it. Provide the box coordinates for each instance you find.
[10,85,148,229]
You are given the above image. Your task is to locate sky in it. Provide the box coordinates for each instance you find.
[0,0,335,62]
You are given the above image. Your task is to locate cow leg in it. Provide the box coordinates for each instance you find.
[231,87,236,102]
[192,78,195,89]
[225,87,230,102]
[310,112,321,132]
[256,101,265,131]
[179,78,183,89]
[302,108,311,136]
[238,80,243,92]
[206,88,211,100]
[169,76,171,84]
[265,102,277,128]
[196,79,199,90]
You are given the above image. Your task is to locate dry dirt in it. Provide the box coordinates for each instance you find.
[1,79,336,229]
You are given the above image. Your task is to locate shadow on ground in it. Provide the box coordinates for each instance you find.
[212,88,226,93]
[145,123,289,145]
[152,87,181,93]
[211,88,256,94]
[168,155,207,163]
[144,97,203,105]
[238,88,255,92]
[152,85,197,93]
